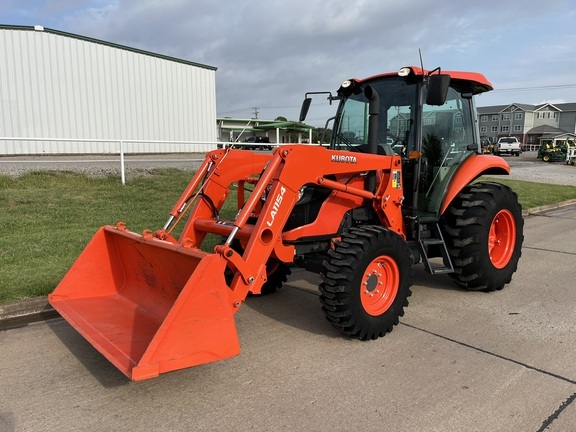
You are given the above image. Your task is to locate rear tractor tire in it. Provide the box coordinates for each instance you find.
[441,182,523,292]
[320,226,413,340]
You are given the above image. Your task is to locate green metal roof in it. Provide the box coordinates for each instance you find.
[252,121,315,133]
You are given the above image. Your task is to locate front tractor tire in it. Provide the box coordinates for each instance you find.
[441,182,524,291]
[259,258,291,295]
[224,239,291,295]
[320,226,413,340]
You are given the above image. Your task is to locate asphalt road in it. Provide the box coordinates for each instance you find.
[0,204,575,431]
[1,150,575,185]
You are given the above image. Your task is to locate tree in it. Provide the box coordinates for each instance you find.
[422,133,443,181]
[312,128,332,144]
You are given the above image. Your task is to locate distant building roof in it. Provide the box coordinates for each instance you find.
[511,103,538,112]
[534,103,562,112]
[478,102,576,113]
[539,132,576,140]
[477,105,511,114]
[554,102,576,111]
[525,125,567,135]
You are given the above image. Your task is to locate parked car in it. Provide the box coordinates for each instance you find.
[217,136,272,150]
[244,136,270,144]
[494,137,522,156]
[242,136,271,150]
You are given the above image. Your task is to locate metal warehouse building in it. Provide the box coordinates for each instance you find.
[0,25,217,155]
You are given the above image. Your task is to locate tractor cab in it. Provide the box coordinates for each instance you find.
[329,67,491,224]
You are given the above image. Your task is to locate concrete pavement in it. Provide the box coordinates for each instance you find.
[0,205,575,431]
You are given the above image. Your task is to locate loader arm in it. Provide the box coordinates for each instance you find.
[173,145,406,304]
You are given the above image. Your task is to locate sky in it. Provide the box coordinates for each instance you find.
[2,0,576,126]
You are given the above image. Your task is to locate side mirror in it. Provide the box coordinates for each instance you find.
[299,98,312,122]
[426,74,451,105]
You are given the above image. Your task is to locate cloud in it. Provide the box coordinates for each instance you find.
[4,0,576,120]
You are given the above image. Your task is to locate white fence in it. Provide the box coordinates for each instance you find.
[523,144,540,152]
[0,137,218,155]
[0,137,223,185]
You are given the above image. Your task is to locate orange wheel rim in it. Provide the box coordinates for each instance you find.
[361,256,399,316]
[488,209,516,269]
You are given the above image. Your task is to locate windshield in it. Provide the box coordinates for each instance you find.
[333,76,418,155]
[333,77,476,154]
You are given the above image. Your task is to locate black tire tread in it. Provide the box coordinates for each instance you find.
[319,226,413,340]
[441,182,524,291]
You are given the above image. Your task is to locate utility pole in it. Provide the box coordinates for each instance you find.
[252,107,259,119]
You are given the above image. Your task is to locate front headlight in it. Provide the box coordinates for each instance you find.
[398,67,412,77]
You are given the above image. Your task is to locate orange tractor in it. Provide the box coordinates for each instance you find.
[49,67,523,380]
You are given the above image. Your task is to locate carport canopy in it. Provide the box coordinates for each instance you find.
[253,120,315,143]
[218,118,315,144]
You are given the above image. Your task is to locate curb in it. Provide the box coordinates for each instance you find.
[522,198,576,217]
[0,296,52,319]
[0,297,58,330]
[2,199,576,329]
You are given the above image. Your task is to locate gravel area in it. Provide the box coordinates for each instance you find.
[503,151,576,186]
[1,150,575,185]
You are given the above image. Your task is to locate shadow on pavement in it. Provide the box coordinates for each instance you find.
[244,284,345,340]
[412,265,462,292]
[43,266,460,387]
[46,318,130,389]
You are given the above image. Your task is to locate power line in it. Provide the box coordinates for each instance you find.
[217,107,253,115]
[218,102,332,118]
[219,85,576,116]
[494,83,576,93]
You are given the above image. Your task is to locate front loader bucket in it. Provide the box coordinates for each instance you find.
[48,225,240,381]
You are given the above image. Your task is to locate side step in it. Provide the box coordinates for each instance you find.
[418,223,454,275]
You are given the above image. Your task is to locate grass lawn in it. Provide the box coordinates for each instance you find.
[0,169,201,303]
[481,176,576,209]
[1,170,575,304]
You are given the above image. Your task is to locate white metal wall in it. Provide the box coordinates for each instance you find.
[0,26,217,154]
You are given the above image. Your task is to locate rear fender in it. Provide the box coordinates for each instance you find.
[440,154,510,215]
